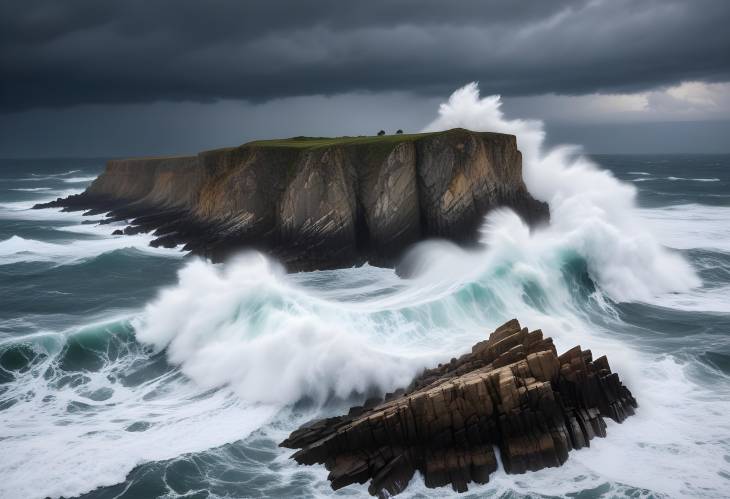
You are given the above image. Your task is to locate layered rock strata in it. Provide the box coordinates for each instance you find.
[281,319,637,497]
[35,129,548,270]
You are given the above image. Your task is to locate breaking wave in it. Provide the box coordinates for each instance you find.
[1,83,728,499]
[422,82,699,302]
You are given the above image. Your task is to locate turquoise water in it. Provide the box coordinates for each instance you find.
[0,155,729,498]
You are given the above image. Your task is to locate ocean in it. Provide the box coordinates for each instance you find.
[1,151,729,499]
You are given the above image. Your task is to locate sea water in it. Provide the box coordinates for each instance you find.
[1,88,729,498]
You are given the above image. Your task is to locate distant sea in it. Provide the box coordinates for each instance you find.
[1,154,729,498]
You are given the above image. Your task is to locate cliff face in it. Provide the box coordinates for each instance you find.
[38,129,548,269]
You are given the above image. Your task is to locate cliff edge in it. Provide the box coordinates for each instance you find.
[36,128,548,269]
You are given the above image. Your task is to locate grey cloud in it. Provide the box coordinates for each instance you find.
[2,0,730,112]
[0,92,442,157]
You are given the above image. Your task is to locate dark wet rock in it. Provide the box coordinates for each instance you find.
[34,129,549,271]
[280,319,637,497]
[123,225,149,235]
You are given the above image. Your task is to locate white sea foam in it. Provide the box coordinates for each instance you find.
[633,176,721,182]
[134,254,431,406]
[19,169,82,181]
[0,326,277,499]
[0,189,83,219]
[32,169,81,177]
[649,285,730,313]
[423,82,699,302]
[0,233,182,265]
[641,204,730,253]
[638,203,730,312]
[62,175,97,183]
[667,176,721,182]
[130,242,730,498]
[0,187,184,264]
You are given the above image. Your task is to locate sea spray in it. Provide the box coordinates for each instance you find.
[127,240,730,497]
[423,82,700,301]
[134,254,427,405]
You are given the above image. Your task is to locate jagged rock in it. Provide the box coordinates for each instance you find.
[34,129,548,270]
[281,319,637,497]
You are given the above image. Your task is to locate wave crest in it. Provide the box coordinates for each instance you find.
[423,82,699,302]
[134,255,425,405]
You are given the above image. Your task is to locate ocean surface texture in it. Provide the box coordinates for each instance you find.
[1,153,729,499]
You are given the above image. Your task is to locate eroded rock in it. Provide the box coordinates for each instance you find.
[281,319,637,497]
[34,129,548,270]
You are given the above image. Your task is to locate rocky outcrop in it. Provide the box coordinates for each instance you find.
[281,319,637,497]
[35,129,548,270]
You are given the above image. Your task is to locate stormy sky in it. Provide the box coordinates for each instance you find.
[2,0,729,156]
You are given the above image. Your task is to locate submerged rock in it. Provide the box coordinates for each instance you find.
[34,129,548,271]
[281,319,637,497]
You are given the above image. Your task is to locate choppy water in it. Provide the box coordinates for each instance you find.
[1,149,729,499]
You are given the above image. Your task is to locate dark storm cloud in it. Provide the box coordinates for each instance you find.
[2,0,730,112]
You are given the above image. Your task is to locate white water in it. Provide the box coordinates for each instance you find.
[0,323,277,499]
[0,233,182,265]
[63,176,98,183]
[0,189,184,265]
[633,176,721,182]
[0,189,81,215]
[1,83,728,499]
[127,232,729,498]
[423,83,699,303]
[638,204,730,312]
[134,254,430,405]
[666,176,721,182]
[641,204,730,253]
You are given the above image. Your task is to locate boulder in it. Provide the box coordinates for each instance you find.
[281,319,637,497]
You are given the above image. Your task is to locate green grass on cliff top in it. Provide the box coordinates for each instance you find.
[246,131,438,149]
[243,128,513,151]
[238,129,513,167]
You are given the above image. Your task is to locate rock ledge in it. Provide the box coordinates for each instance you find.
[281,319,637,497]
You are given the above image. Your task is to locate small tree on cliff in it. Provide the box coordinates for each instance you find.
[396,129,403,134]
[377,130,385,136]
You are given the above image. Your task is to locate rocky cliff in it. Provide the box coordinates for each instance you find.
[281,319,637,497]
[36,129,548,269]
